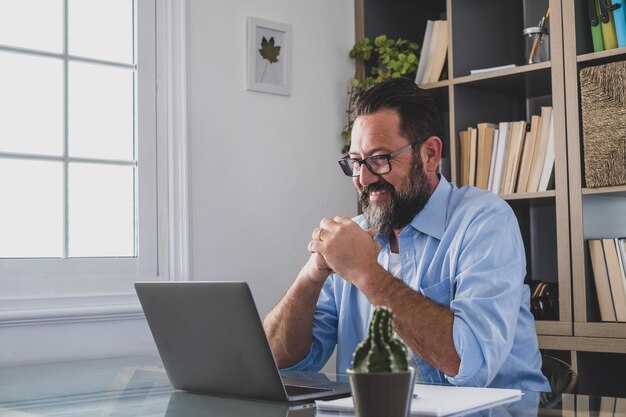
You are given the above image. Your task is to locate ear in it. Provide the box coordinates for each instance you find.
[420,136,443,174]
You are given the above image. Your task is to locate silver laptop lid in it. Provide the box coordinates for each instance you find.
[136,281,289,401]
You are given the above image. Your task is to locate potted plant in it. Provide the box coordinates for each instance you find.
[347,306,416,417]
[341,36,420,153]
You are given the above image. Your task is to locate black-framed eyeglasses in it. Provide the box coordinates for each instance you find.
[338,142,419,177]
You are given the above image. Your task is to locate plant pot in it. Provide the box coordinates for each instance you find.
[347,367,416,417]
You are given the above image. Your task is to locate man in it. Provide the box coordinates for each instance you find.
[263,77,550,391]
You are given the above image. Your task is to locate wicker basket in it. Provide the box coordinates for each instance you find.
[579,60,626,188]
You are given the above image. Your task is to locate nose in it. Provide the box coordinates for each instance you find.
[357,163,379,188]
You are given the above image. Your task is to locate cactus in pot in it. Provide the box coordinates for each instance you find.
[352,306,409,372]
[348,306,415,417]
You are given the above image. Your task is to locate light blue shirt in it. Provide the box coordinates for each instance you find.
[286,177,550,392]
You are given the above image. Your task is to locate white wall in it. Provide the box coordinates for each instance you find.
[187,0,357,316]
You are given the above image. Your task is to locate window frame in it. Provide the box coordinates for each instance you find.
[0,0,163,295]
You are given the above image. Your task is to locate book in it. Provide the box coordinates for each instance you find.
[316,384,522,417]
[516,115,540,193]
[459,129,470,186]
[475,122,497,190]
[502,120,527,195]
[613,0,626,47]
[470,64,516,75]
[527,107,553,193]
[590,0,605,52]
[603,238,626,321]
[468,127,478,186]
[491,122,510,194]
[600,0,619,49]
[588,239,617,322]
[487,128,500,192]
[599,396,616,417]
[422,20,448,84]
[415,20,435,85]
[619,237,626,272]
[538,112,556,192]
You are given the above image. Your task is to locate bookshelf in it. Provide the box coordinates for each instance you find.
[356,0,571,332]
[353,0,626,396]
[559,0,626,397]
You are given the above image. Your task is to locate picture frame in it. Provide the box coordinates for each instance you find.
[246,17,292,96]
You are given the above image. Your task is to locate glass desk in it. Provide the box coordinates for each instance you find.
[0,355,622,416]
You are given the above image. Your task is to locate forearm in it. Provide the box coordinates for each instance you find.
[263,271,327,368]
[358,268,461,376]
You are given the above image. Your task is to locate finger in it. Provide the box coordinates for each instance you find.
[311,227,323,241]
[366,228,377,238]
[320,217,338,230]
[308,240,324,253]
[333,215,352,224]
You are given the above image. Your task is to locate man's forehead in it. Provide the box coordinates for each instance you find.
[350,115,408,155]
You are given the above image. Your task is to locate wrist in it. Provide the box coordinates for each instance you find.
[349,262,391,296]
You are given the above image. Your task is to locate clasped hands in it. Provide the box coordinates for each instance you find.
[307,216,382,287]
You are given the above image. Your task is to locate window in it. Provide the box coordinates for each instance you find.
[0,0,159,287]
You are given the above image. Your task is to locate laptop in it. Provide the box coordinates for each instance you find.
[135,281,351,402]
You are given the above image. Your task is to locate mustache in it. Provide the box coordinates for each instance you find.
[360,178,395,195]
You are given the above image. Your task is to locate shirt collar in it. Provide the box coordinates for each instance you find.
[406,176,451,240]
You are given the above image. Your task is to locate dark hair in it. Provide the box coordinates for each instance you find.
[351,77,443,147]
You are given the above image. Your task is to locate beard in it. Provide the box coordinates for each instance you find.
[358,154,431,237]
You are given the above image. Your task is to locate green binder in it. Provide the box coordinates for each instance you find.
[589,0,605,52]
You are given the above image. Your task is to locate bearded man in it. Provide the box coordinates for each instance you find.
[263,78,550,391]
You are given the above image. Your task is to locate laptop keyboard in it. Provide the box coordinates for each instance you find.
[285,384,332,396]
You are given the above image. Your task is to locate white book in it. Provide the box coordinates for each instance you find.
[537,111,555,191]
[470,64,516,75]
[487,128,499,192]
[422,20,448,84]
[415,20,435,85]
[491,122,510,195]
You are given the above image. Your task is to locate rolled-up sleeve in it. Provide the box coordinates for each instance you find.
[281,276,339,372]
[446,207,526,386]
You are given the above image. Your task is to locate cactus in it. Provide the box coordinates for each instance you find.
[351,306,409,372]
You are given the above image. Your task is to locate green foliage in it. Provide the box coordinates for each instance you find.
[341,36,420,153]
[351,306,409,372]
[259,36,281,63]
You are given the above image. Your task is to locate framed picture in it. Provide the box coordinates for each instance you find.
[247,17,292,96]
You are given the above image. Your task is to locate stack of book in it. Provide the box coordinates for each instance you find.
[458,107,555,195]
[588,238,626,322]
[414,20,448,85]
[587,0,626,51]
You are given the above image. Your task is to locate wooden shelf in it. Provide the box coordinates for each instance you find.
[574,322,626,339]
[501,190,556,201]
[452,64,552,98]
[577,47,626,63]
[581,185,626,196]
[539,335,626,353]
[536,320,573,336]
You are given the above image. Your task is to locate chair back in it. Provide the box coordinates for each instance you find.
[541,355,578,394]
[539,355,578,408]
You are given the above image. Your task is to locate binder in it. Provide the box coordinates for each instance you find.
[599,0,619,49]
[612,0,626,47]
[589,0,605,51]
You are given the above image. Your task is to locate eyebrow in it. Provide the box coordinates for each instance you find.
[348,147,390,157]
